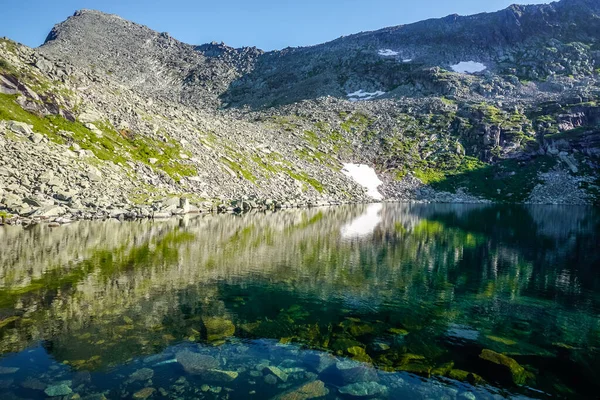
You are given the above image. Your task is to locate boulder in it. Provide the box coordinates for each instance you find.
[479,349,531,385]
[202,316,235,341]
[176,351,219,375]
[44,382,73,397]
[272,380,329,400]
[8,121,33,136]
[338,381,387,397]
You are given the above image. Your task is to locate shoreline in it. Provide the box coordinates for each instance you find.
[1,198,596,228]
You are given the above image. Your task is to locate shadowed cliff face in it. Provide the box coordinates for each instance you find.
[0,204,598,398]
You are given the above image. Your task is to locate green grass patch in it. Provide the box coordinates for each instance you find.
[221,157,257,183]
[544,126,592,140]
[430,156,557,202]
[341,112,371,133]
[0,93,196,182]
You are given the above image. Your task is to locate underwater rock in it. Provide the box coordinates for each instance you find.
[264,366,289,382]
[133,387,156,399]
[479,349,531,385]
[370,342,390,352]
[459,392,477,400]
[0,367,19,374]
[81,394,108,400]
[347,346,372,363]
[486,335,517,346]
[202,317,236,341]
[326,360,377,384]
[272,380,329,400]
[395,353,433,375]
[305,352,336,373]
[20,377,46,390]
[387,328,409,336]
[176,351,220,375]
[265,374,278,385]
[203,369,239,382]
[129,368,154,382]
[448,369,484,384]
[72,371,92,386]
[338,381,388,397]
[44,382,73,397]
[446,325,479,341]
[0,379,14,389]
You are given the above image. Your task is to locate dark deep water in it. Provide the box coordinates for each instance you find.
[0,203,598,399]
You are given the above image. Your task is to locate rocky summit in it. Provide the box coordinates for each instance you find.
[1,0,599,225]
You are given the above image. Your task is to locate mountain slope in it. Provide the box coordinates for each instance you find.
[1,0,599,224]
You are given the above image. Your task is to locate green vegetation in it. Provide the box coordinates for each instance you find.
[221,157,257,183]
[341,112,371,133]
[429,156,557,202]
[0,93,196,182]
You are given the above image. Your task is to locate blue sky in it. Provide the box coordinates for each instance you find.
[3,0,550,50]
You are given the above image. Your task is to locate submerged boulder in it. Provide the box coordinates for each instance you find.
[479,349,531,385]
[272,380,329,400]
[176,351,220,374]
[338,381,387,397]
[44,382,73,397]
[202,316,236,341]
[203,369,239,382]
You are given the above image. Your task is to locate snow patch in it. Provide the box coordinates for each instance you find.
[378,49,399,57]
[342,163,383,200]
[341,203,383,239]
[402,59,413,63]
[450,61,487,74]
[347,90,386,102]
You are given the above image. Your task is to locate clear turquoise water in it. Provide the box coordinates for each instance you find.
[0,203,598,399]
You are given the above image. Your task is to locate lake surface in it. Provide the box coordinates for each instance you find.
[0,203,598,399]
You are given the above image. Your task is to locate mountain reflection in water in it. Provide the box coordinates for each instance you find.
[0,203,598,399]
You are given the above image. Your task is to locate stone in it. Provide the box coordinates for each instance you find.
[264,366,288,382]
[0,367,19,374]
[272,380,329,400]
[87,168,102,182]
[203,316,235,341]
[20,377,45,390]
[338,381,387,397]
[479,349,531,385]
[54,189,78,201]
[329,360,377,384]
[176,351,219,374]
[459,392,477,400]
[30,132,44,144]
[129,367,154,382]
[203,369,239,382]
[85,123,104,137]
[32,205,66,218]
[44,383,73,397]
[8,121,33,136]
[133,387,156,399]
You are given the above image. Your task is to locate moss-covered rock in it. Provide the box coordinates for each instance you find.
[202,316,236,342]
[479,349,532,385]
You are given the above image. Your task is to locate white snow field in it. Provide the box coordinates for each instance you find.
[340,203,383,239]
[341,163,383,200]
[378,49,399,56]
[347,90,386,102]
[450,61,487,74]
